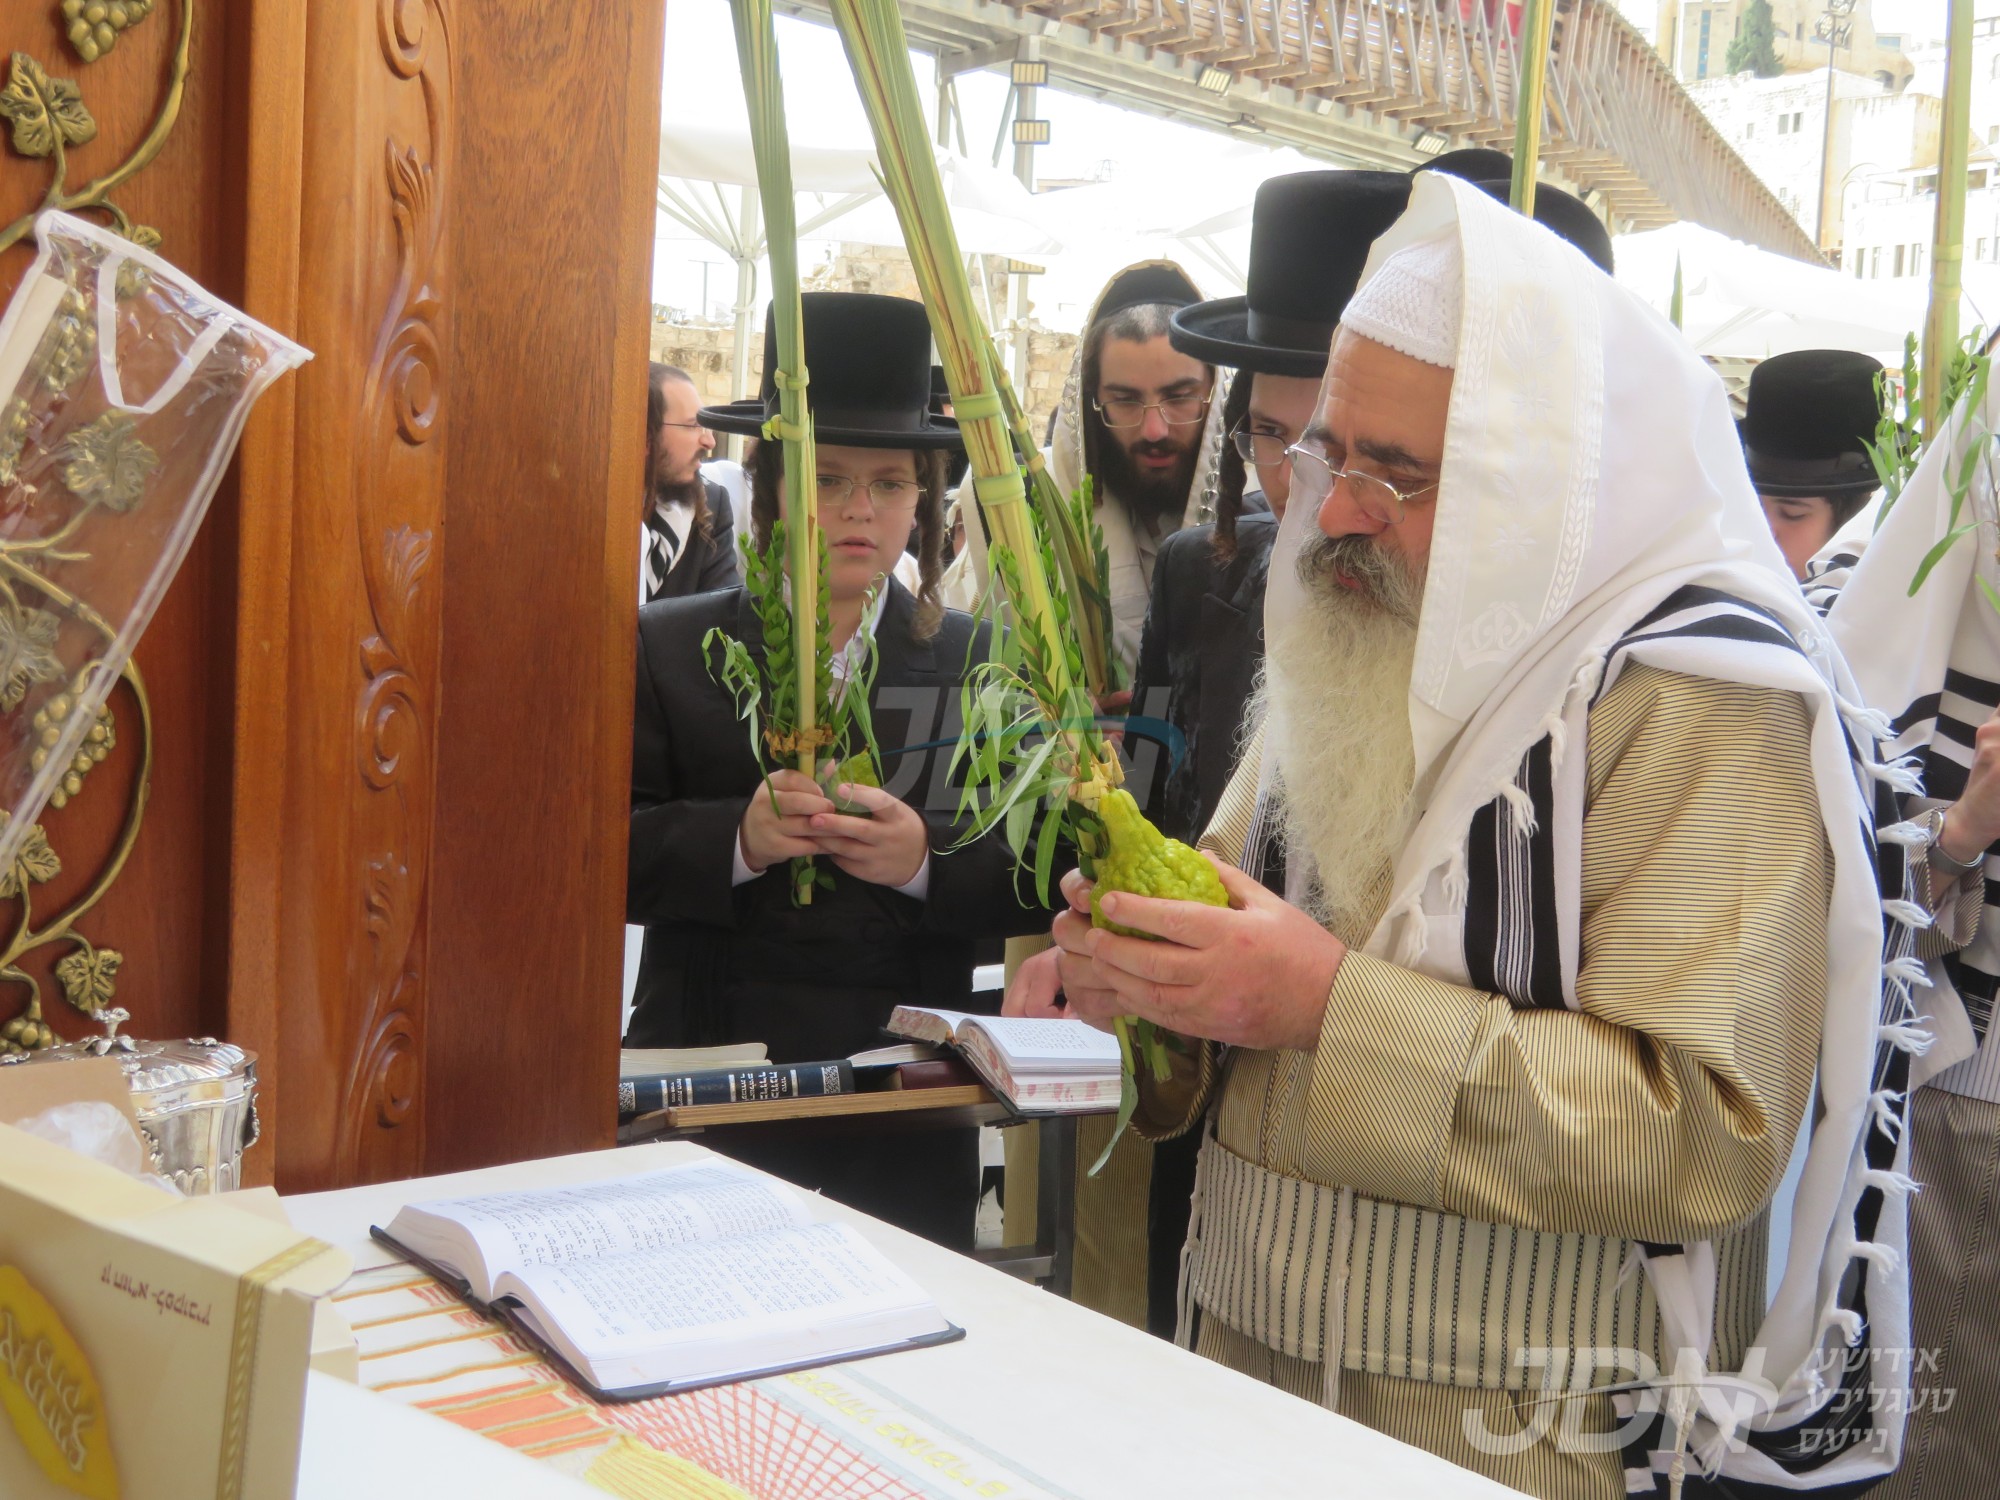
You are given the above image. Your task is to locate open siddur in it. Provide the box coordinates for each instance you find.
[372,1159,959,1399]
[886,1006,1122,1114]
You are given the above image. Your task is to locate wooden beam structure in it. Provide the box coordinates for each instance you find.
[781,0,1819,259]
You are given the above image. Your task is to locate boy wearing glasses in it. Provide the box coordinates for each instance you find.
[626,294,1053,1248]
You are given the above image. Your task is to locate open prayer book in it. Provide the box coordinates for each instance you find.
[886,1006,1122,1114]
[371,1159,960,1400]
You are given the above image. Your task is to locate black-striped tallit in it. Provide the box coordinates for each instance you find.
[1232,173,1925,1495]
[1235,586,1927,1497]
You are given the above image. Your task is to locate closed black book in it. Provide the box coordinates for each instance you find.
[618,1059,855,1118]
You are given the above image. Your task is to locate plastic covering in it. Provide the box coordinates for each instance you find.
[0,210,309,872]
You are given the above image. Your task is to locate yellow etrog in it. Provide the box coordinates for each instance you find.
[1089,789,1230,937]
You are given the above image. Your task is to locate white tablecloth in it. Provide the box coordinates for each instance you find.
[285,1141,1525,1498]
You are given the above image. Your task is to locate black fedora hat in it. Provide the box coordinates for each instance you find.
[700,292,962,449]
[1739,349,1885,499]
[1169,171,1414,377]
[1420,147,1514,182]
[1414,153,1616,274]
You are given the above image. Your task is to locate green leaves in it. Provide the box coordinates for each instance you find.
[0,53,96,160]
[704,522,889,908]
[704,625,765,766]
[1888,330,1995,603]
[1874,329,1990,532]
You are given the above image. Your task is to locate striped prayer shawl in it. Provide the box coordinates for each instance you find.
[1224,584,1925,1498]
[1812,544,2000,1060]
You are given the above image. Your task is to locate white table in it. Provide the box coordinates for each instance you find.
[286,1141,1526,1498]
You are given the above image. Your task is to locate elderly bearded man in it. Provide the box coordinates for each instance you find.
[1009,176,1924,1500]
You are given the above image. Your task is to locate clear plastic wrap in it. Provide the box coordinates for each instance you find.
[0,210,308,871]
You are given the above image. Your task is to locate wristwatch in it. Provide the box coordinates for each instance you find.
[1924,807,1986,878]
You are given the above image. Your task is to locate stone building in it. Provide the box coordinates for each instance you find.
[1656,0,1913,88]
[1836,7,2000,279]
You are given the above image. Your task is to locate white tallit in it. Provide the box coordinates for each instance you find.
[1820,376,1999,1098]
[1262,172,1923,1491]
[939,260,1231,675]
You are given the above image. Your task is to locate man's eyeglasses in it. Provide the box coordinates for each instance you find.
[1229,427,1291,468]
[1093,393,1210,429]
[1285,442,1440,526]
[656,420,708,433]
[817,476,922,509]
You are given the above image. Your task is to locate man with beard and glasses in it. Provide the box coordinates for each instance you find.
[941,263,1229,688]
[1008,175,1927,1499]
[642,362,738,602]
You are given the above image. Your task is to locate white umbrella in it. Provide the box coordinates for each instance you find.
[1615,221,1941,363]
[657,123,1062,395]
[1030,146,1322,325]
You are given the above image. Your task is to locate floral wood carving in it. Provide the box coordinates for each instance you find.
[335,0,453,1177]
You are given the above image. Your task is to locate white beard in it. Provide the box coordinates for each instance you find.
[1259,576,1420,943]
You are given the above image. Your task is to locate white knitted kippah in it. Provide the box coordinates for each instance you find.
[1340,234,1462,369]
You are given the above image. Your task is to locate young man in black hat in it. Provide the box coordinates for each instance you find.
[625,292,1052,1249]
[1144,172,1413,852]
[1739,348,1885,579]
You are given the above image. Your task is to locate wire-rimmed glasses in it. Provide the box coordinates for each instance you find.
[1284,442,1440,525]
[817,475,923,510]
[1092,393,1211,429]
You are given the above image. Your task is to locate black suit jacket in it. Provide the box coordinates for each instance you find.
[647,481,740,601]
[1129,511,1278,845]
[626,579,1055,1057]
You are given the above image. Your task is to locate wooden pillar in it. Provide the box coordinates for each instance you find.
[0,0,662,1192]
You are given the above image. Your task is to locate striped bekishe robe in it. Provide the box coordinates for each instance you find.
[1138,662,1830,1500]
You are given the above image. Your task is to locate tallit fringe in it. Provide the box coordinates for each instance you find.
[1880,898,1933,930]
[1440,847,1469,910]
[1876,819,1931,850]
[1827,1305,1866,1346]
[1861,754,1925,796]
[1840,701,1896,745]
[1567,646,1608,709]
[1882,955,1933,990]
[1849,1239,1901,1276]
[1860,1167,1921,1199]
[1616,1242,1645,1291]
[1388,903,1428,966]
[1868,1088,1909,1142]
[1317,1185,1356,1414]
[1174,1125,1215,1352]
[1880,1020,1937,1055]
[1498,778,1538,835]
